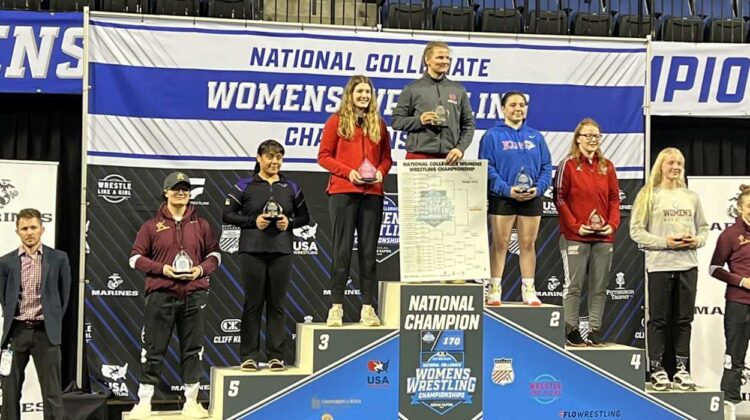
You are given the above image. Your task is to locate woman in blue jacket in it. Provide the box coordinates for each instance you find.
[478,91,552,306]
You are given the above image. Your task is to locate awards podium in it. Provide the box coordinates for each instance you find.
[125,282,723,419]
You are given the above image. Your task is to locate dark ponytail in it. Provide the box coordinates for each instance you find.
[253,139,285,174]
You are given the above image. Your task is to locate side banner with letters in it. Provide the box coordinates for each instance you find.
[651,42,750,117]
[690,178,746,395]
[0,11,83,94]
[0,159,58,419]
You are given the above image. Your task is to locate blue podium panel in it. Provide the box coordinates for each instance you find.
[483,310,691,419]
[234,333,399,419]
[398,284,484,420]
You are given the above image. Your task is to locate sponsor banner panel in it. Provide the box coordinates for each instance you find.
[651,42,750,117]
[0,159,58,418]
[399,284,483,419]
[690,177,746,393]
[0,11,83,94]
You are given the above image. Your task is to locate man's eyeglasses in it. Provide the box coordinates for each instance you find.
[169,186,191,192]
[579,133,602,141]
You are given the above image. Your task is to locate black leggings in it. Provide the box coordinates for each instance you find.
[239,252,291,361]
[328,193,383,306]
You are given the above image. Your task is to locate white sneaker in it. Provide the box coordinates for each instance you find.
[326,306,343,327]
[128,401,152,420]
[181,400,210,418]
[650,369,671,391]
[521,283,542,306]
[486,284,502,306]
[672,367,697,391]
[360,306,381,326]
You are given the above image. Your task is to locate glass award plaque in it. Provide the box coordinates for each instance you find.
[359,158,377,183]
[173,249,193,274]
[587,210,605,232]
[433,104,448,126]
[263,196,283,221]
[513,166,533,193]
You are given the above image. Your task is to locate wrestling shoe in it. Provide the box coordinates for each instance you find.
[326,306,343,327]
[521,283,542,306]
[566,328,586,347]
[650,369,671,391]
[587,328,606,347]
[672,366,697,391]
[181,400,209,419]
[485,284,502,307]
[360,305,381,327]
[128,401,152,420]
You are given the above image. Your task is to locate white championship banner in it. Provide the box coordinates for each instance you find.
[651,42,750,117]
[690,177,746,395]
[87,14,646,179]
[0,159,58,419]
[397,160,489,282]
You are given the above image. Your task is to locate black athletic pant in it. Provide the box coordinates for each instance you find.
[239,252,291,361]
[722,300,750,403]
[329,193,383,306]
[140,289,207,385]
[1,322,63,420]
[647,268,697,366]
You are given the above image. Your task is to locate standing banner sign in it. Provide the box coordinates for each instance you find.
[85,13,647,401]
[0,11,83,94]
[651,42,750,117]
[690,177,745,393]
[0,159,58,419]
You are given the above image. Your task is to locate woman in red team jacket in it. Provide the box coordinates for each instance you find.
[554,118,620,348]
[318,75,393,327]
[710,184,750,403]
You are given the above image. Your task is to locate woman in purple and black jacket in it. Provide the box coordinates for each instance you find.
[710,184,750,403]
[223,139,310,373]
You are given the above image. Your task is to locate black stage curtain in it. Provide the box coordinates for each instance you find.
[0,93,84,390]
[652,116,750,176]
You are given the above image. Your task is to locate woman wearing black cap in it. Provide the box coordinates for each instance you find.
[129,171,221,420]
[223,139,310,372]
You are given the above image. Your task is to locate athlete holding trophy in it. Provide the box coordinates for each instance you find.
[478,92,552,306]
[129,172,221,419]
[392,41,475,164]
[554,118,621,347]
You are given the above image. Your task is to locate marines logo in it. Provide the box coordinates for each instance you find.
[0,179,19,208]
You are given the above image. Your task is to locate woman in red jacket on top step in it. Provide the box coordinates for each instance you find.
[554,118,621,348]
[318,75,393,328]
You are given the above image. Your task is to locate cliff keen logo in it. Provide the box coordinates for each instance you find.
[97,174,132,204]
[0,179,19,208]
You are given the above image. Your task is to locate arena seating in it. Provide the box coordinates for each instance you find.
[2,0,748,42]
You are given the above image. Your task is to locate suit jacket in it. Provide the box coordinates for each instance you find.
[0,245,72,346]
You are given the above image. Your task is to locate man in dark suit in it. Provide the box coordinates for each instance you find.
[0,208,71,420]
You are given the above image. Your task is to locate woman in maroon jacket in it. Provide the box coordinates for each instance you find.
[128,172,221,420]
[318,75,393,327]
[710,184,750,403]
[554,118,620,347]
